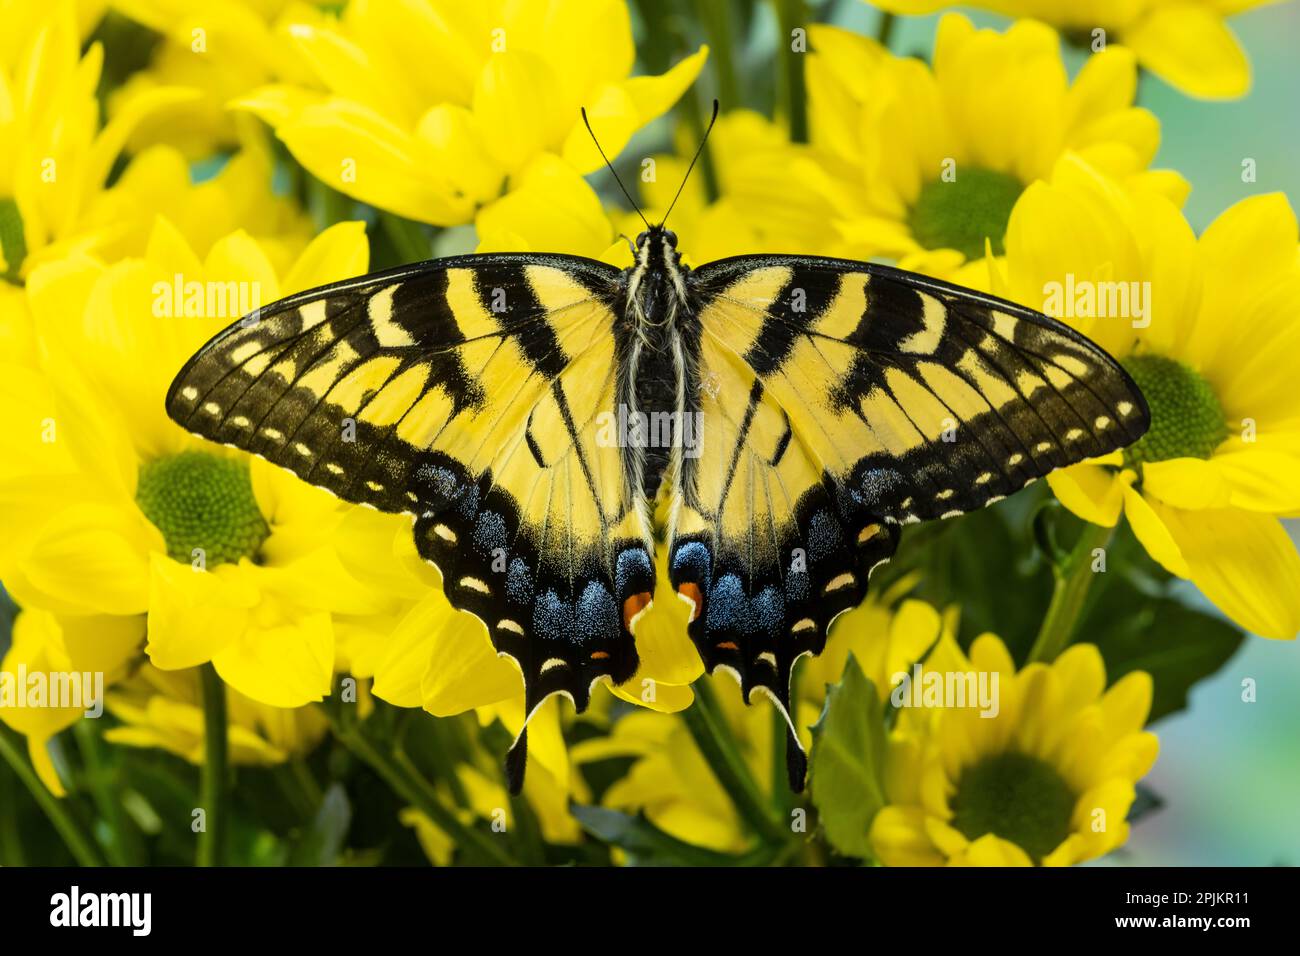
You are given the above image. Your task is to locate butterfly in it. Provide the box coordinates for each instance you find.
[166,104,1149,794]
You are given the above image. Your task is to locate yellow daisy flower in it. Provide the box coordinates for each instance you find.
[0,219,402,715]
[872,0,1273,99]
[104,663,329,765]
[570,594,943,854]
[870,633,1158,866]
[995,156,1300,639]
[788,14,1184,281]
[572,673,781,854]
[23,141,314,275]
[0,0,195,279]
[235,0,706,228]
[108,0,327,158]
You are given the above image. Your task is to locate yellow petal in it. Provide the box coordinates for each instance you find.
[1099,670,1154,737]
[1122,486,1190,578]
[247,93,476,225]
[1142,458,1232,510]
[279,221,370,297]
[869,806,947,867]
[953,833,1034,867]
[1048,464,1133,526]
[1153,503,1300,638]
[211,611,335,707]
[415,103,504,206]
[475,155,613,258]
[473,49,563,175]
[20,502,160,615]
[561,45,708,174]
[1124,3,1251,99]
[145,555,258,669]
[416,598,522,716]
[1210,443,1300,513]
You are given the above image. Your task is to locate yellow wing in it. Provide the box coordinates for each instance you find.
[669,255,1149,786]
[167,254,655,788]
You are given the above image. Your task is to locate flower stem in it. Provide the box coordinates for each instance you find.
[380,212,431,264]
[773,0,809,142]
[876,11,897,50]
[0,724,104,867]
[326,710,516,866]
[75,720,142,865]
[699,0,740,110]
[197,663,228,867]
[1027,521,1114,664]
[682,679,789,846]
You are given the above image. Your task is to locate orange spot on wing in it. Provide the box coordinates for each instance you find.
[622,591,653,631]
[590,650,610,661]
[715,641,739,651]
[676,582,703,621]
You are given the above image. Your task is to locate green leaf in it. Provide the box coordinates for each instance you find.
[0,197,27,282]
[809,654,888,861]
[287,783,351,866]
[1084,587,1245,722]
[872,491,1054,660]
[570,804,774,867]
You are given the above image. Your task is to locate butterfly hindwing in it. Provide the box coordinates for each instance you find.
[166,255,656,776]
[671,255,1149,778]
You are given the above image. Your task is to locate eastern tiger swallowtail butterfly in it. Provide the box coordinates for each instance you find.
[166,103,1149,794]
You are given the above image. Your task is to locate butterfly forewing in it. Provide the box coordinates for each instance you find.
[166,254,657,771]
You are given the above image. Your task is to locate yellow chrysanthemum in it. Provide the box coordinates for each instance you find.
[0,219,405,725]
[870,633,1158,866]
[104,663,328,765]
[570,593,942,854]
[785,14,1184,281]
[0,0,195,279]
[571,674,784,854]
[871,0,1273,99]
[108,0,327,158]
[23,141,314,276]
[994,157,1300,639]
[235,0,706,228]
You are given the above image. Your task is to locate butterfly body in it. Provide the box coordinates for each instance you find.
[167,227,1149,792]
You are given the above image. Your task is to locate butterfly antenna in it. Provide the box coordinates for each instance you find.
[662,98,719,228]
[581,106,650,229]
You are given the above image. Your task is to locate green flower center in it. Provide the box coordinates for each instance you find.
[907,167,1023,260]
[950,751,1076,864]
[1121,354,1227,465]
[136,451,269,566]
